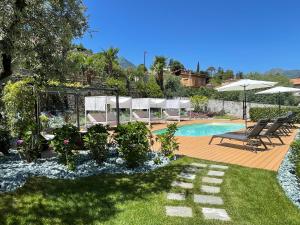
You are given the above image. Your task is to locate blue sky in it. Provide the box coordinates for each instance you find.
[76,0,300,73]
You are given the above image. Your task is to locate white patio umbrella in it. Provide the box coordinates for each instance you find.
[256,86,300,111]
[216,79,277,127]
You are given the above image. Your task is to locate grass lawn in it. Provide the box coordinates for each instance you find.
[1,157,300,225]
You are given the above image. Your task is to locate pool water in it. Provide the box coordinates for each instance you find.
[154,123,244,137]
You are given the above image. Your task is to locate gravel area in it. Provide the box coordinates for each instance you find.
[277,131,300,209]
[0,149,170,193]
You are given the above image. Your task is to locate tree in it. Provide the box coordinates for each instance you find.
[236,71,244,79]
[207,66,216,77]
[164,74,185,98]
[0,0,88,81]
[151,56,167,92]
[169,59,184,75]
[223,70,234,80]
[102,47,120,77]
[196,62,200,73]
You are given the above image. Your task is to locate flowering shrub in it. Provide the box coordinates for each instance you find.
[115,122,151,168]
[83,124,108,164]
[156,123,179,159]
[50,124,80,170]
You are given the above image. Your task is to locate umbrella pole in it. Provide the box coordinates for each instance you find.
[278,92,281,113]
[244,86,247,130]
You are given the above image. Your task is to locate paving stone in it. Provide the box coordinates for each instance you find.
[194,194,223,205]
[178,172,196,180]
[167,193,186,201]
[207,170,225,177]
[190,162,207,168]
[183,167,199,173]
[171,181,194,189]
[202,207,230,221]
[202,177,223,184]
[201,185,220,194]
[210,164,228,170]
[165,206,193,217]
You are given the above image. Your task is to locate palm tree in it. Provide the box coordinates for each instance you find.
[151,56,167,91]
[207,66,216,77]
[102,47,119,76]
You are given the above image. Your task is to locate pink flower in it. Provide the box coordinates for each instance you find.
[16,139,24,146]
[63,139,70,145]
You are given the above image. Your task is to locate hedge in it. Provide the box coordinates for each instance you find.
[249,107,300,123]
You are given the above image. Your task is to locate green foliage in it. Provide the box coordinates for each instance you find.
[156,123,179,158]
[106,77,127,95]
[290,140,300,178]
[163,74,185,98]
[169,59,184,75]
[50,124,80,170]
[249,107,300,123]
[151,56,167,91]
[84,124,108,164]
[2,79,36,138]
[0,127,10,155]
[136,75,163,98]
[115,122,151,168]
[190,95,209,112]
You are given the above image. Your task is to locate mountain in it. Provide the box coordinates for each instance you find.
[118,57,136,69]
[266,68,300,78]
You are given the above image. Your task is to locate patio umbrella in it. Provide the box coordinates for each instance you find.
[216,79,277,128]
[256,86,300,111]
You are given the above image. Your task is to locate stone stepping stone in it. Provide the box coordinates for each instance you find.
[178,172,196,180]
[190,162,207,168]
[207,170,225,177]
[202,177,223,184]
[183,167,199,173]
[171,181,194,189]
[165,206,193,217]
[210,164,228,170]
[167,193,186,201]
[201,185,220,194]
[202,207,230,221]
[194,194,223,205]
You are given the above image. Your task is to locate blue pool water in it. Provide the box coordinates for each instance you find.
[154,123,245,137]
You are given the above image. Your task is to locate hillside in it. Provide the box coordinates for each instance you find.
[266,68,300,78]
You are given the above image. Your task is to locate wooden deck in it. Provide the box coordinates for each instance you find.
[152,119,298,171]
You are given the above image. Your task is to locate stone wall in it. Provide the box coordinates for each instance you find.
[207,99,279,118]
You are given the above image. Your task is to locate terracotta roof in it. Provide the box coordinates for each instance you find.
[290,78,300,85]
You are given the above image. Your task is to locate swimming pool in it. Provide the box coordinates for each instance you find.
[153,123,244,137]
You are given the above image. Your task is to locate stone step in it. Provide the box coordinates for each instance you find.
[201,185,220,194]
[171,181,194,189]
[210,164,228,170]
[167,193,186,201]
[183,166,200,173]
[202,177,223,184]
[165,206,193,217]
[207,170,225,177]
[190,162,208,168]
[178,172,196,180]
[202,207,230,221]
[194,194,224,205]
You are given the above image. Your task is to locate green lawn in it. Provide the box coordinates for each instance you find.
[1,157,300,225]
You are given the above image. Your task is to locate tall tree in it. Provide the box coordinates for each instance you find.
[0,0,88,81]
[169,59,184,75]
[196,62,200,73]
[102,47,120,77]
[206,66,216,77]
[151,56,167,92]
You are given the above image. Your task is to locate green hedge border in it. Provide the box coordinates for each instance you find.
[249,107,300,123]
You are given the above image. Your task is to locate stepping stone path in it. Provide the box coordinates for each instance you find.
[202,207,231,221]
[201,185,220,194]
[178,172,196,180]
[207,170,225,177]
[165,163,230,221]
[210,164,228,170]
[202,177,223,184]
[194,194,223,205]
[165,206,193,217]
[167,193,186,201]
[171,181,193,189]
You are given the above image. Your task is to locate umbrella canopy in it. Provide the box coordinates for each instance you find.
[255,86,300,94]
[216,79,277,92]
[256,86,300,111]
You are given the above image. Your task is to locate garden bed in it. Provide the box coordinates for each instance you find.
[0,149,169,193]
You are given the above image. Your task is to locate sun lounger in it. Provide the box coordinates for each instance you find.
[133,111,164,124]
[209,119,269,151]
[164,109,191,121]
[259,117,286,146]
[87,112,117,126]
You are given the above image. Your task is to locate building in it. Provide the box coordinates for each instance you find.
[180,71,209,88]
[290,78,300,88]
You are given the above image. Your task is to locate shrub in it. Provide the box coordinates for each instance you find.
[115,122,151,168]
[156,123,179,158]
[190,95,208,112]
[290,140,300,178]
[83,124,108,163]
[0,128,10,155]
[249,107,300,123]
[50,124,80,170]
